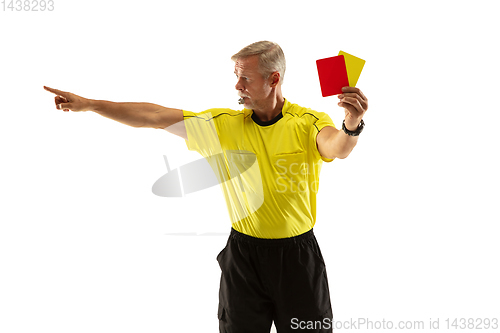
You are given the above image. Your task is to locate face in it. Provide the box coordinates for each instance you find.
[234,55,272,110]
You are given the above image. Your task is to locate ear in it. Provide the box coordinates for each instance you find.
[269,72,280,87]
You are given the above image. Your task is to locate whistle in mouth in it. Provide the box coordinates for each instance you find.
[238,97,245,104]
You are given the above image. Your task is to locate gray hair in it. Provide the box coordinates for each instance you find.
[231,41,286,85]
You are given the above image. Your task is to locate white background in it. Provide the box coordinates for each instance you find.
[1,0,499,332]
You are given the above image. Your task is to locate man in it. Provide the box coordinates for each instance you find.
[44,40,368,332]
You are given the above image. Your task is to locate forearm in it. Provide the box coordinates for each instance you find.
[88,99,160,128]
[330,130,359,159]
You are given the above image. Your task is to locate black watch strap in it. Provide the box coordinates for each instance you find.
[342,119,364,136]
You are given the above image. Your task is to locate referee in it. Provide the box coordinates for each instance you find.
[44,41,369,332]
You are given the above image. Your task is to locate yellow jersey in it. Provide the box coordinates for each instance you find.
[182,98,335,239]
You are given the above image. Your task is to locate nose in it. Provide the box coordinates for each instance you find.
[235,77,244,91]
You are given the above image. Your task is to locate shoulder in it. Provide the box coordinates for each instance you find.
[284,100,330,123]
[183,108,245,121]
[208,108,244,119]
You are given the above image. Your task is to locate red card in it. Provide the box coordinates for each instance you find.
[316,55,349,97]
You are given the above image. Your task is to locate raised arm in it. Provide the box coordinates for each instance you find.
[316,86,368,159]
[43,86,187,140]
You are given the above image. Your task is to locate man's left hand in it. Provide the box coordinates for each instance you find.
[338,87,368,131]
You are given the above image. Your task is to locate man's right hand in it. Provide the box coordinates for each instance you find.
[43,85,187,139]
[43,86,91,112]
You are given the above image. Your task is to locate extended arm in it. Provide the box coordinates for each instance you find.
[90,99,187,139]
[43,86,187,140]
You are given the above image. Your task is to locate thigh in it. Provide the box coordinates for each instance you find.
[217,239,274,333]
[271,237,333,332]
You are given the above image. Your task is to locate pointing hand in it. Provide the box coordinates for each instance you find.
[43,86,91,112]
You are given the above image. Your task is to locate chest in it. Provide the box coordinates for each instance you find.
[223,118,308,156]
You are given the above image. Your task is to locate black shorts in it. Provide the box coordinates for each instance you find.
[217,227,333,333]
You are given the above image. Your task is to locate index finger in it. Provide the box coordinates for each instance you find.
[43,86,68,97]
[341,86,367,101]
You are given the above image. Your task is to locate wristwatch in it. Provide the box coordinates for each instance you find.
[342,119,365,136]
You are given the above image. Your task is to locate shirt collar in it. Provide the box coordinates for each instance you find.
[248,98,288,127]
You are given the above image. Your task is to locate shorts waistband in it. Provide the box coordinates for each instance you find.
[229,227,315,246]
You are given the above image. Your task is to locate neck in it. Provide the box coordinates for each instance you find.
[252,89,285,122]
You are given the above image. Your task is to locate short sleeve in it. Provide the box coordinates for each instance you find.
[309,111,336,163]
[182,109,224,157]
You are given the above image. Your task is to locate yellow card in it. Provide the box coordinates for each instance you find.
[338,51,365,87]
